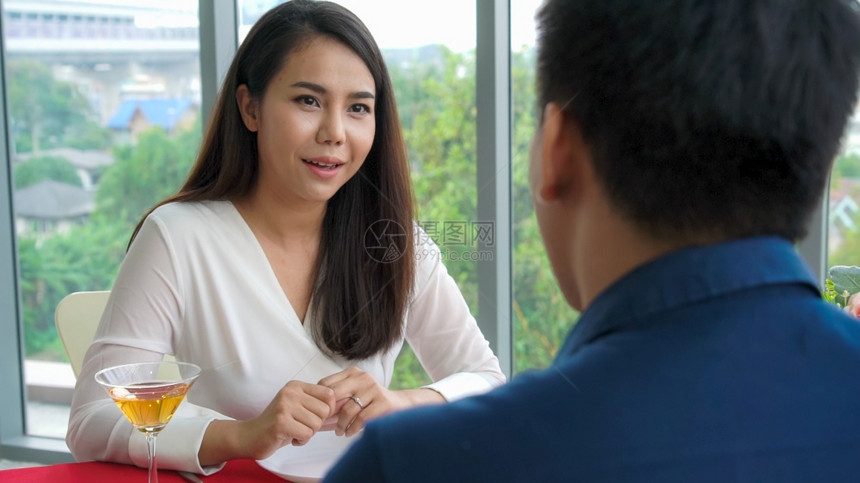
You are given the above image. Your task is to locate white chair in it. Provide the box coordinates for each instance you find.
[54,290,111,378]
[55,290,176,378]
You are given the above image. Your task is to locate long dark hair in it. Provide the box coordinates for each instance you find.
[130,0,415,360]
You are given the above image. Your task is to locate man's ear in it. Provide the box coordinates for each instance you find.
[536,103,578,203]
[236,84,260,132]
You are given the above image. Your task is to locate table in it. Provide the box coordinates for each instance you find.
[0,458,289,482]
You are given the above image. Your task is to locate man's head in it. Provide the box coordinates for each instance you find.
[533,0,860,244]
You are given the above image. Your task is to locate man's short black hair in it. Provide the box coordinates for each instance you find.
[537,0,860,242]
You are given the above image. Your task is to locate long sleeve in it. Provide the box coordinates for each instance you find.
[66,213,222,475]
[406,231,506,400]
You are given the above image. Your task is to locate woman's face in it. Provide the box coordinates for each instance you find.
[237,35,376,206]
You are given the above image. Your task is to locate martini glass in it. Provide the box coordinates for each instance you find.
[95,361,201,483]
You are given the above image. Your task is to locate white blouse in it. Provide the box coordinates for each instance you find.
[66,200,504,481]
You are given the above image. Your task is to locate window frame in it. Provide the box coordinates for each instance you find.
[0,0,225,462]
[799,195,828,285]
[476,0,513,377]
[0,4,72,463]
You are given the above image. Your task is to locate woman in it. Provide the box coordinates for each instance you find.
[66,1,504,480]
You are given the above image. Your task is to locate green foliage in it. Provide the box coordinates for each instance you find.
[390,46,575,386]
[6,59,93,153]
[66,122,114,150]
[510,47,578,372]
[833,154,860,179]
[95,124,200,230]
[388,48,480,388]
[403,47,479,309]
[18,122,200,358]
[13,155,82,189]
[828,199,860,270]
[387,48,444,133]
[826,265,860,307]
[390,345,432,390]
[823,278,837,304]
[7,59,117,358]
[18,219,128,358]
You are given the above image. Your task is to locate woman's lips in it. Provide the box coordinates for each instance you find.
[303,158,344,178]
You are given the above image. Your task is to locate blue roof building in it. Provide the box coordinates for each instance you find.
[107,98,197,142]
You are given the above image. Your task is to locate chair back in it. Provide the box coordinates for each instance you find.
[55,291,179,379]
[55,291,111,378]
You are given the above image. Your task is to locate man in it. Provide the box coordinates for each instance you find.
[325,0,860,481]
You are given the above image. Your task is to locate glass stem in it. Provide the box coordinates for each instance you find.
[145,432,158,483]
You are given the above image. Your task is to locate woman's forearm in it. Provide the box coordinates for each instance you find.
[198,419,247,466]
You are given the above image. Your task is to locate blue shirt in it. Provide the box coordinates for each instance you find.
[324,237,860,482]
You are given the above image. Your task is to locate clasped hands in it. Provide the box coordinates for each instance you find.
[231,366,442,462]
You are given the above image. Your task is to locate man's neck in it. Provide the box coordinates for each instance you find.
[571,200,682,311]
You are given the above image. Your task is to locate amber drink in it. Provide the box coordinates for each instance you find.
[108,381,192,433]
[96,361,201,483]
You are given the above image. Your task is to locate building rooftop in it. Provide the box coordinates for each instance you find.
[107,97,194,131]
[12,148,113,170]
[13,179,94,219]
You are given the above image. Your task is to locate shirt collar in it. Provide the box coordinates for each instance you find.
[556,236,821,357]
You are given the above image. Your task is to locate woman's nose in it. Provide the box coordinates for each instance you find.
[316,111,346,145]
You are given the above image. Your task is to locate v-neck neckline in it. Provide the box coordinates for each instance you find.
[224,200,311,330]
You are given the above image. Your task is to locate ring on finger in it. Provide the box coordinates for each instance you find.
[350,396,364,409]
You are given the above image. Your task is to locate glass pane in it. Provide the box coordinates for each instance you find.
[511,0,579,374]
[3,0,201,438]
[828,107,860,273]
[238,1,477,388]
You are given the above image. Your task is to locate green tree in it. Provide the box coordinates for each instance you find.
[95,124,201,231]
[406,47,478,304]
[386,46,445,133]
[829,156,860,269]
[831,212,860,268]
[13,155,82,189]
[386,48,476,388]
[20,122,201,358]
[510,47,578,372]
[6,59,92,153]
[66,122,114,151]
[387,46,577,387]
[834,154,860,179]
[18,220,128,359]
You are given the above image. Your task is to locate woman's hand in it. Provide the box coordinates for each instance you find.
[318,366,445,437]
[199,380,335,465]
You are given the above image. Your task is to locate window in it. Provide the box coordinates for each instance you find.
[1,0,201,444]
[827,107,860,270]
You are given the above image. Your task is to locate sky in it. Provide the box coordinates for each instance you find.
[239,0,543,52]
[334,0,543,51]
[64,0,545,52]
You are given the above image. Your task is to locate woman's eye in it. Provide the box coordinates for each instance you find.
[296,95,319,107]
[349,103,371,114]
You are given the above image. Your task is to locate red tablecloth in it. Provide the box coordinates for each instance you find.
[0,458,288,482]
